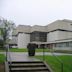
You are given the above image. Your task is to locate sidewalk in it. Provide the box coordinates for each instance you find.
[7,52,40,61]
[8,52,72,61]
[0,52,72,61]
[0,52,72,55]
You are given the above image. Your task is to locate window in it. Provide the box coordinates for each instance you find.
[69,42,72,47]
[30,31,47,42]
[55,42,69,47]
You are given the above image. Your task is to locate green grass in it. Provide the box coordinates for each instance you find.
[1,48,49,52]
[9,48,50,52]
[0,54,5,63]
[9,48,72,53]
[54,50,72,54]
[35,55,72,72]
[0,48,72,53]
[10,48,28,52]
[0,49,5,52]
[36,48,50,52]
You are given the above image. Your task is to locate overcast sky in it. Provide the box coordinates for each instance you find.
[0,0,72,26]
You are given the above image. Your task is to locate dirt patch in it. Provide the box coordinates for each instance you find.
[0,63,4,72]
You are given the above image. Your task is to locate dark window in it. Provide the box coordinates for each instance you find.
[30,31,47,42]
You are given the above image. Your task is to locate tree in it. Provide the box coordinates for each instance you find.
[0,18,15,49]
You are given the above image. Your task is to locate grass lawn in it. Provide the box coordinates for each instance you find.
[0,48,72,54]
[35,55,72,72]
[36,48,50,52]
[0,50,5,52]
[0,54,5,63]
[10,48,28,52]
[0,48,28,52]
[9,48,50,52]
[54,50,72,54]
[0,54,5,72]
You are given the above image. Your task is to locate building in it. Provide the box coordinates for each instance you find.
[11,19,72,50]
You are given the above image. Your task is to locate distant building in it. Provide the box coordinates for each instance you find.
[11,19,72,50]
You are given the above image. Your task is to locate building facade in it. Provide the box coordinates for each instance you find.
[11,19,72,50]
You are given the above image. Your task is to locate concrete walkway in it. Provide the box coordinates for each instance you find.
[0,52,72,61]
[0,52,72,55]
[7,52,40,61]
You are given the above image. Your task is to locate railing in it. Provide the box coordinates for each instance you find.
[42,47,64,72]
[5,44,12,72]
[43,47,45,61]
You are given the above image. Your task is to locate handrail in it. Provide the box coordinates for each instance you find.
[5,45,12,71]
[42,47,64,72]
[5,44,8,61]
[6,45,11,61]
[8,45,12,72]
[43,47,45,61]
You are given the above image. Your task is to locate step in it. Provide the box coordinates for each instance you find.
[10,67,48,71]
[10,70,49,72]
[33,71,49,72]
[8,61,51,72]
[8,61,43,64]
[11,70,50,72]
[9,63,45,67]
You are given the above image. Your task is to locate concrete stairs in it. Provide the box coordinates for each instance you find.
[8,61,51,72]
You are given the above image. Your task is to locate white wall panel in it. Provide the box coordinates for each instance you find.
[47,31,58,42]
[47,31,72,42]
[18,33,30,48]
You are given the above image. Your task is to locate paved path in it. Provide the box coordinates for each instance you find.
[0,52,72,55]
[0,52,72,61]
[7,52,40,61]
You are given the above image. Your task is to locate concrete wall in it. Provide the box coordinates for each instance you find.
[47,31,59,42]
[46,20,72,32]
[31,25,47,32]
[12,36,17,44]
[18,33,30,48]
[47,31,72,42]
[58,31,72,40]
[17,25,31,33]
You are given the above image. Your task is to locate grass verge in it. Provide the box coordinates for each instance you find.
[35,55,72,72]
[9,48,50,52]
[0,54,5,63]
[10,48,28,52]
[0,50,5,52]
[54,50,72,54]
[0,54,5,72]
[0,48,72,53]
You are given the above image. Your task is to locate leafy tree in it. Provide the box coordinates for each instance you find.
[0,18,15,49]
